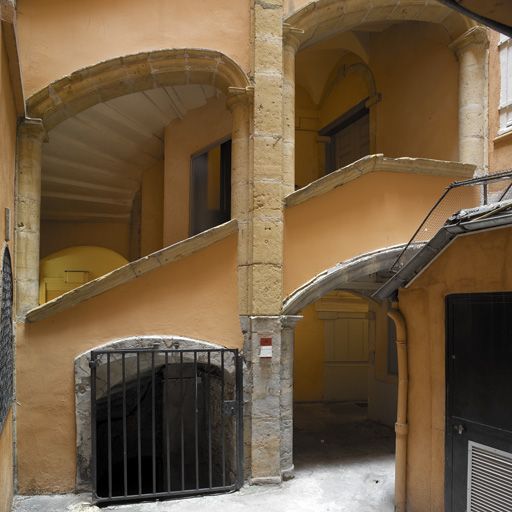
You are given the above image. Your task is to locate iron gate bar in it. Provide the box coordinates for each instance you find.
[221,350,225,486]
[90,347,243,504]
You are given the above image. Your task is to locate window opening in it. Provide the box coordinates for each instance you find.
[189,139,231,236]
[320,100,370,174]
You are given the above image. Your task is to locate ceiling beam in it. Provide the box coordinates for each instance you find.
[46,130,156,175]
[42,190,133,207]
[42,175,135,196]
[164,86,186,119]
[42,210,131,222]
[42,154,141,186]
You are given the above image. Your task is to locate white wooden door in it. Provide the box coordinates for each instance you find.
[324,317,369,401]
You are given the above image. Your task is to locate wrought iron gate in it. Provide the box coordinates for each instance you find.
[90,348,243,504]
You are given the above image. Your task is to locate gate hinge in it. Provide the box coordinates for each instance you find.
[223,400,238,416]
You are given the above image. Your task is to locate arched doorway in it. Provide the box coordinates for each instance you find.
[75,336,243,502]
[282,246,412,509]
[16,49,252,315]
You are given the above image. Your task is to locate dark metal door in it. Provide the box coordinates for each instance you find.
[446,293,512,512]
[90,348,243,504]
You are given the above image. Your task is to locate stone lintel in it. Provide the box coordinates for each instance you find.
[281,314,303,329]
[285,154,476,208]
[25,219,238,323]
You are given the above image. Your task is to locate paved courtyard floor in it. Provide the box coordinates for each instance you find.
[13,402,395,512]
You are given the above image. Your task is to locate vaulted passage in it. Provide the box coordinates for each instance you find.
[292,291,397,510]
[91,348,243,504]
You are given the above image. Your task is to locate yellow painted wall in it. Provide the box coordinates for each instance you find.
[41,221,131,260]
[141,161,164,256]
[0,410,13,512]
[488,30,512,173]
[371,23,458,161]
[17,233,241,493]
[284,171,462,296]
[164,97,231,246]
[295,86,322,188]
[39,246,128,303]
[16,0,251,97]
[294,303,325,401]
[0,20,17,512]
[399,227,512,511]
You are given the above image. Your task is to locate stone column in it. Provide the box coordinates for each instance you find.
[247,0,286,483]
[15,118,45,317]
[450,26,489,176]
[248,315,283,483]
[280,315,302,479]
[282,29,301,197]
[227,89,253,316]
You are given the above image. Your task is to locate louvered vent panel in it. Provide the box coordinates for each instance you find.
[468,441,512,512]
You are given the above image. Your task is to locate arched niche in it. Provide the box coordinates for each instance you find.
[74,335,234,491]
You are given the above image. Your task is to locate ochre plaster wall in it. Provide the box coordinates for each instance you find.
[488,30,512,173]
[370,23,458,162]
[0,20,17,512]
[16,234,241,493]
[0,22,16,245]
[41,220,131,260]
[283,172,458,296]
[399,227,512,512]
[141,161,164,256]
[0,410,13,512]
[164,97,231,246]
[16,0,250,97]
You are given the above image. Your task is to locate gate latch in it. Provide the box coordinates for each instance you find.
[223,400,238,416]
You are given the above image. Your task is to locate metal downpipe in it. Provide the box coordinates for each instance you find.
[388,305,408,512]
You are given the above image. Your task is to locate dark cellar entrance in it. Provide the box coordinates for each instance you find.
[90,348,243,504]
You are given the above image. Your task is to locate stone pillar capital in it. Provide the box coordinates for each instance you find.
[281,314,303,330]
[18,118,46,142]
[449,26,489,55]
[283,24,303,53]
[226,86,254,111]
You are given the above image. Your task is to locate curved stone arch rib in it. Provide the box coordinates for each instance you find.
[320,60,379,107]
[27,49,252,131]
[282,244,423,315]
[74,335,234,491]
[285,0,476,51]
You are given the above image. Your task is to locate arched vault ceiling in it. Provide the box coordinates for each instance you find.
[285,0,474,50]
[42,84,219,223]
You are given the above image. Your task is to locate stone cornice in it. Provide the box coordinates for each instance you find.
[285,154,476,208]
[449,25,490,54]
[25,219,238,323]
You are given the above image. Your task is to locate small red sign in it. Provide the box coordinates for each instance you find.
[260,337,272,346]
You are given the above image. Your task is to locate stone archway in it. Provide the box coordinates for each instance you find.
[16,49,253,316]
[285,0,474,50]
[279,244,418,485]
[26,49,251,131]
[74,335,229,491]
